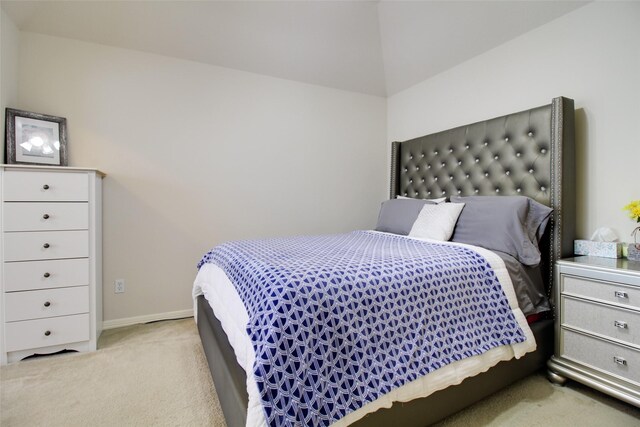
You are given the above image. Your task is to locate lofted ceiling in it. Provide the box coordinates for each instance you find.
[1,1,587,97]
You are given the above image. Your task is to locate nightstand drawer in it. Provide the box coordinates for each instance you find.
[3,230,88,261]
[3,202,88,231]
[3,259,90,292]
[4,313,90,352]
[4,286,89,322]
[563,296,640,346]
[562,329,640,385]
[3,171,88,202]
[563,275,640,310]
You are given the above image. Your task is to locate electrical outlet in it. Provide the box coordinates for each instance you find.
[115,279,125,294]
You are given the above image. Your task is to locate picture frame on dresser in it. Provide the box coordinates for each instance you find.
[5,108,68,166]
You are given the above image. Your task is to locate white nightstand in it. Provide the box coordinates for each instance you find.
[1,165,104,364]
[548,256,640,407]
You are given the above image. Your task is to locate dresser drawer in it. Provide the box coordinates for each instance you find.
[562,329,640,385]
[3,170,88,202]
[562,296,640,346]
[5,286,89,322]
[3,202,88,231]
[4,313,90,352]
[3,259,90,292]
[3,230,88,261]
[563,275,640,310]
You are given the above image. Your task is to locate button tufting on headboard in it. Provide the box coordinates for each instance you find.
[391,104,554,206]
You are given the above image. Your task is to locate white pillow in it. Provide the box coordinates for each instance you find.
[397,195,447,204]
[409,202,465,241]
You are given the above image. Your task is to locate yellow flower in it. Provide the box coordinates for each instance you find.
[624,200,640,222]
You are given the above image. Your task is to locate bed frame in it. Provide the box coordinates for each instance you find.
[197,96,576,426]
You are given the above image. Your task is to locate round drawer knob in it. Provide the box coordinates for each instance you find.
[43,243,50,249]
[44,301,51,307]
[44,330,51,336]
[43,184,50,190]
[43,214,50,220]
[44,272,51,278]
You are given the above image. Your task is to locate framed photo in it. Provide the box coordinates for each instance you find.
[5,108,68,166]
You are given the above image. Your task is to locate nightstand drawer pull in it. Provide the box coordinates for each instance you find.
[43,243,50,249]
[614,291,628,299]
[43,214,50,220]
[44,330,51,336]
[613,356,627,366]
[614,320,628,329]
[43,184,50,190]
[44,301,51,307]
[43,272,51,278]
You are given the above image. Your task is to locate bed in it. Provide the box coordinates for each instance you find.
[194,96,576,427]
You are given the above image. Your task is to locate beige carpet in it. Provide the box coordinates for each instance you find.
[1,318,225,426]
[1,319,639,427]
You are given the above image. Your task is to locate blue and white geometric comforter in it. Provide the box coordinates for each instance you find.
[197,230,526,427]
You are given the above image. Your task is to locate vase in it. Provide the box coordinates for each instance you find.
[629,226,640,261]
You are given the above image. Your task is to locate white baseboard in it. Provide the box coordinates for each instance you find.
[102,309,193,330]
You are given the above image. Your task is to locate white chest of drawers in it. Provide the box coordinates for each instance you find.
[1,165,104,364]
[548,256,640,407]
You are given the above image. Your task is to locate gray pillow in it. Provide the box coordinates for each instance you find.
[449,196,553,267]
[375,198,435,235]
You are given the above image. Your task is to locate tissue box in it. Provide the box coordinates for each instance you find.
[574,240,623,258]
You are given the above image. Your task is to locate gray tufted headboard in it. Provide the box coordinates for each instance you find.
[390,97,575,294]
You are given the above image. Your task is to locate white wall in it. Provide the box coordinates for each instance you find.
[388,2,640,242]
[0,9,19,162]
[17,33,387,322]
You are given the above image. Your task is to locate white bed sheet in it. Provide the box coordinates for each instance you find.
[192,232,536,427]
